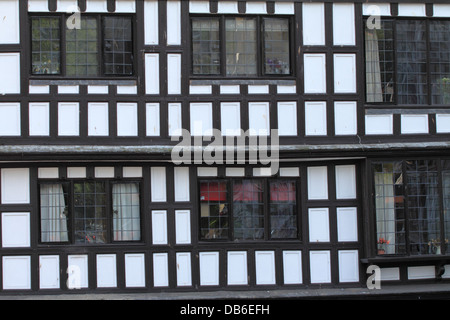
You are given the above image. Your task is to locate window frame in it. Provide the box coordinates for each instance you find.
[29,12,136,79]
[198,177,300,242]
[38,178,143,246]
[189,14,295,79]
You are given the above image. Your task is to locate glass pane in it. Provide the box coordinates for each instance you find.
[31,17,61,75]
[396,20,428,105]
[199,181,229,240]
[233,180,264,240]
[264,18,290,75]
[66,17,99,77]
[112,183,141,241]
[192,18,220,75]
[74,181,107,244]
[442,161,450,252]
[365,19,395,103]
[225,17,257,76]
[430,21,450,105]
[269,180,297,239]
[103,17,133,75]
[40,183,69,242]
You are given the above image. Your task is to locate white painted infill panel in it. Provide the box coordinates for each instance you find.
[0,0,20,44]
[283,251,303,285]
[38,168,59,179]
[117,103,138,136]
[190,103,213,136]
[28,0,49,12]
[307,166,328,200]
[174,167,190,202]
[398,3,426,17]
[3,256,31,290]
[29,103,50,136]
[248,102,270,136]
[437,114,450,133]
[246,1,266,14]
[275,2,294,15]
[146,103,160,137]
[308,208,330,243]
[145,0,159,44]
[176,252,192,287]
[0,103,21,136]
[153,253,169,287]
[338,250,359,283]
[401,114,429,134]
[145,53,160,94]
[2,212,30,248]
[334,101,357,135]
[58,102,79,136]
[434,4,450,17]
[334,54,356,93]
[151,167,167,202]
[167,54,182,95]
[227,251,248,285]
[255,251,276,285]
[0,53,20,94]
[337,208,358,242]
[39,255,60,289]
[1,168,30,205]
[309,251,331,284]
[365,114,393,135]
[335,165,357,199]
[175,210,191,245]
[85,0,108,12]
[168,103,182,136]
[96,254,117,288]
[190,1,210,13]
[221,102,241,136]
[56,0,77,12]
[277,101,297,136]
[302,3,325,46]
[304,54,326,94]
[67,255,89,289]
[199,252,219,286]
[333,3,355,46]
[152,210,168,245]
[167,0,181,45]
[125,253,146,288]
[408,266,435,280]
[362,3,391,16]
[115,0,136,12]
[218,1,238,14]
[88,103,109,136]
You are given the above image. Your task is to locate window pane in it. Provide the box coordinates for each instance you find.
[112,183,140,241]
[442,161,450,251]
[74,182,107,244]
[66,17,99,77]
[233,180,264,240]
[270,180,297,239]
[225,17,257,76]
[430,21,450,105]
[264,18,290,75]
[103,17,133,75]
[31,17,61,75]
[373,162,405,254]
[364,20,394,103]
[200,181,229,240]
[192,18,220,75]
[40,183,69,242]
[396,21,428,105]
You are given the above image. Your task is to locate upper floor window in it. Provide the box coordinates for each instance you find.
[31,14,134,77]
[191,16,292,77]
[365,18,450,105]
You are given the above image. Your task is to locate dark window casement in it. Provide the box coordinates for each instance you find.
[39,180,141,245]
[364,18,450,105]
[31,14,134,77]
[191,16,293,77]
[372,160,450,256]
[199,179,298,241]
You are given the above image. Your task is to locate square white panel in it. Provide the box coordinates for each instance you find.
[2,212,30,248]
[334,101,357,135]
[125,253,146,287]
[3,256,31,290]
[307,166,328,200]
[304,54,326,93]
[0,103,21,136]
[308,208,330,242]
[309,251,331,284]
[199,252,219,286]
[337,207,358,242]
[117,103,138,136]
[365,114,393,135]
[305,101,327,136]
[39,255,60,289]
[401,114,429,134]
[29,103,50,136]
[88,103,109,136]
[1,168,30,204]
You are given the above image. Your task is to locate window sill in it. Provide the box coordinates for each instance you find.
[361,254,450,265]
[29,79,137,86]
[190,79,296,86]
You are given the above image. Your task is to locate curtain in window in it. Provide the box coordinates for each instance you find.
[112,183,140,241]
[365,28,383,102]
[40,184,68,242]
[374,171,396,254]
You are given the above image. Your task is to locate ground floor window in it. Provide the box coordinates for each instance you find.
[199,179,298,241]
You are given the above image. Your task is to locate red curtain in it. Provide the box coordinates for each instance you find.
[200,182,227,202]
[270,181,296,202]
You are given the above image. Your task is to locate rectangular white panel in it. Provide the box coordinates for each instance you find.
[0,0,20,44]
[190,85,212,95]
[277,85,296,94]
[67,167,86,179]
[174,167,190,202]
[146,103,160,136]
[305,101,327,136]
[29,85,50,94]
[401,114,429,134]
[304,54,326,93]
[279,168,300,177]
[434,4,450,17]
[437,114,450,133]
[190,0,210,13]
[398,4,426,17]
[334,101,357,135]
[39,255,60,289]
[117,85,137,95]
[167,58,181,93]
[337,208,358,242]
[3,256,31,290]
[167,0,181,45]
[333,3,355,45]
[88,102,109,136]
[303,3,325,45]
[338,250,359,283]
[363,3,391,16]
[255,251,276,285]
[87,85,108,94]
[309,251,331,284]
[227,251,248,285]
[151,167,167,202]
[381,267,400,281]
[56,0,77,12]
[309,208,330,242]
[220,85,240,94]
[0,53,20,94]
[115,0,136,12]
[2,212,30,248]
[28,0,48,12]
[283,251,302,284]
[168,103,182,136]
[248,102,270,136]
[365,114,393,135]
[218,1,238,13]
[221,102,241,136]
[307,166,328,200]
[58,103,79,136]
[29,103,50,136]
[277,102,297,136]
[176,253,192,287]
[152,210,167,245]
[248,85,269,94]
[117,103,138,136]
[334,54,356,93]
[335,165,357,199]
[58,85,79,94]
[96,254,117,288]
[145,53,160,94]
[85,0,108,12]
[38,168,59,179]
[190,103,213,136]
[275,2,294,14]
[125,253,146,287]
[1,168,30,204]
[67,255,88,289]
[153,253,169,287]
[408,266,435,280]
[0,103,21,136]
[123,167,142,178]
[246,1,266,14]
[199,252,219,286]
[144,0,159,44]
[175,210,191,245]
[95,167,114,178]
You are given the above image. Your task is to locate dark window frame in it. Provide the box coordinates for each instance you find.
[198,177,300,242]
[38,178,143,246]
[190,14,295,79]
[29,13,136,79]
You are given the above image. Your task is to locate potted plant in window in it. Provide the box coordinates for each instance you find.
[377,237,390,255]
[428,238,448,255]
